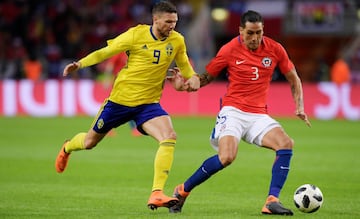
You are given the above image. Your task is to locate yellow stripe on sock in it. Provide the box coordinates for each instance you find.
[159,139,176,147]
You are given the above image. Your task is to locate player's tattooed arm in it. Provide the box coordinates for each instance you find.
[197,71,215,87]
[285,69,311,127]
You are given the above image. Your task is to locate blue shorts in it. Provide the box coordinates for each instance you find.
[92,100,168,135]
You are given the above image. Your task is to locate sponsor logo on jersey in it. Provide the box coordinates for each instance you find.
[236,60,246,65]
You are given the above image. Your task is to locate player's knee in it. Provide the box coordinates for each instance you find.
[158,131,177,145]
[282,137,294,149]
[219,153,236,167]
[166,130,177,141]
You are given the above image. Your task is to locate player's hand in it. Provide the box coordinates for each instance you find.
[167,67,180,80]
[63,62,81,77]
[185,74,200,92]
[296,110,311,127]
[167,67,189,91]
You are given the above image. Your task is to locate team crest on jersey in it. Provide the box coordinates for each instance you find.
[262,57,272,67]
[166,43,173,57]
[97,118,104,129]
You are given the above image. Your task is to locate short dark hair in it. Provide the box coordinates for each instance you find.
[240,10,263,28]
[152,1,177,15]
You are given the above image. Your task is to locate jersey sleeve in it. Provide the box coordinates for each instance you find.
[276,43,295,74]
[205,44,229,77]
[79,28,134,68]
[174,36,196,79]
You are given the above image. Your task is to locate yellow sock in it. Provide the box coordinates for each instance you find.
[64,132,86,153]
[152,139,176,191]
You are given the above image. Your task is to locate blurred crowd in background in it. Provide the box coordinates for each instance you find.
[0,0,359,83]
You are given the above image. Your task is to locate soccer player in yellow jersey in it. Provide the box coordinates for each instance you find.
[55,1,200,210]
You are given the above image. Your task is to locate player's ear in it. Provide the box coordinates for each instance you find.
[239,26,243,34]
[153,14,159,23]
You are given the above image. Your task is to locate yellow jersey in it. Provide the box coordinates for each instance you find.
[79,24,196,106]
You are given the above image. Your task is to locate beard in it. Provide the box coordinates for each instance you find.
[157,27,171,38]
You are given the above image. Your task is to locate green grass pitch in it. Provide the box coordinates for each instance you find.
[0,116,359,219]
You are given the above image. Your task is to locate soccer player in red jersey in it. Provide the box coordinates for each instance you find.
[170,10,311,215]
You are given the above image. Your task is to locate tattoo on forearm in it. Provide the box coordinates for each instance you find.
[298,97,304,109]
[291,85,295,96]
[198,72,214,87]
[291,84,304,110]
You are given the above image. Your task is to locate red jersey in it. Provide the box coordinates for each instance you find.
[206,35,294,114]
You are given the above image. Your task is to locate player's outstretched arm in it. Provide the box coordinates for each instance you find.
[63,62,81,77]
[285,69,311,127]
